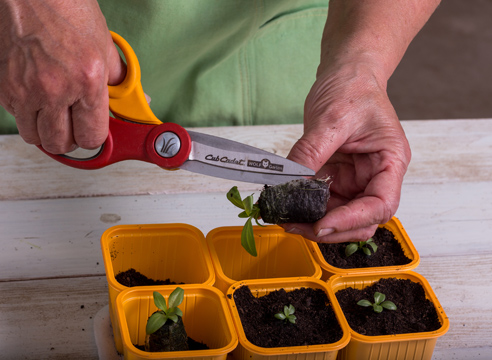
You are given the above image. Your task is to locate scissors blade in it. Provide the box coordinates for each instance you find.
[178,131,315,185]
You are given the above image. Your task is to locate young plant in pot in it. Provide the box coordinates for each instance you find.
[227,178,330,256]
[329,272,450,360]
[145,287,189,352]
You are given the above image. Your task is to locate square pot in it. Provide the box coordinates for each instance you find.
[307,217,420,279]
[327,271,449,360]
[226,277,351,360]
[206,225,322,294]
[101,223,215,353]
[115,284,238,359]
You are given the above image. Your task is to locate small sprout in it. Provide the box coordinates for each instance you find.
[274,304,296,324]
[357,292,397,313]
[345,238,378,257]
[146,287,184,335]
[227,186,264,257]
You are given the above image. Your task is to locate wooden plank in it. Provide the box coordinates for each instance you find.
[1,180,491,281]
[1,119,492,201]
[0,276,108,360]
[418,254,492,351]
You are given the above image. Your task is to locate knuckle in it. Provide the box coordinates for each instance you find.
[77,57,106,96]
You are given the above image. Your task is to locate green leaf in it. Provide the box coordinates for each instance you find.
[286,304,295,315]
[153,291,167,312]
[362,247,371,256]
[374,292,385,304]
[357,299,373,307]
[373,304,383,313]
[345,243,359,257]
[381,301,397,311]
[238,211,249,218]
[146,312,168,334]
[241,218,257,256]
[243,194,254,216]
[288,315,296,324]
[227,187,245,209]
[175,308,183,317]
[367,240,378,253]
[168,314,179,323]
[168,287,184,309]
[275,313,286,320]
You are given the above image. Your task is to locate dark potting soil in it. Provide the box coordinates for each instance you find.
[336,277,442,336]
[134,337,209,352]
[317,227,411,269]
[115,268,182,287]
[258,179,330,224]
[233,285,343,348]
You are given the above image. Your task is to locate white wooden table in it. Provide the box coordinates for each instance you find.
[1,119,491,359]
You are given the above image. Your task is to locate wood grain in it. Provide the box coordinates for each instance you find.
[1,119,491,359]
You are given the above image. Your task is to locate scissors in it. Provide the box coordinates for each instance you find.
[37,32,314,185]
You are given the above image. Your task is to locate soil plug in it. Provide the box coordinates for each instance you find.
[227,178,330,256]
[145,288,189,352]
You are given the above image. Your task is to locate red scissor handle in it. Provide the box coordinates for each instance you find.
[37,117,191,170]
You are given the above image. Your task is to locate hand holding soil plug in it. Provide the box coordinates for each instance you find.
[227,178,330,256]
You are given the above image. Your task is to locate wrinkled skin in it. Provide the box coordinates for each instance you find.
[283,60,411,243]
[281,0,440,243]
[0,0,125,154]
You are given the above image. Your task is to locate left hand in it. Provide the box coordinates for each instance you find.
[282,59,411,243]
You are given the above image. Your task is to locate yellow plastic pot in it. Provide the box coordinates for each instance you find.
[115,284,238,360]
[206,225,322,294]
[307,217,420,280]
[101,223,215,353]
[327,271,449,360]
[225,277,350,360]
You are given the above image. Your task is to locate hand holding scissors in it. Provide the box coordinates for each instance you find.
[38,32,314,185]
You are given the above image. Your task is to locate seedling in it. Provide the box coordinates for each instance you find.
[227,186,264,257]
[274,304,296,324]
[357,291,397,313]
[146,287,184,335]
[345,238,378,257]
[227,179,331,257]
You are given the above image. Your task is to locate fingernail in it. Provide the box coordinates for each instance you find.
[285,227,303,235]
[317,228,335,237]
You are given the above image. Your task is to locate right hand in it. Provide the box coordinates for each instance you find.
[0,0,126,154]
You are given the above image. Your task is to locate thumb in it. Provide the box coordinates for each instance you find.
[287,123,340,174]
[107,36,127,86]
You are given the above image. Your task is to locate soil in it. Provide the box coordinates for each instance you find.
[134,337,209,352]
[317,227,411,268]
[335,277,442,336]
[232,285,343,348]
[258,179,330,224]
[115,268,182,287]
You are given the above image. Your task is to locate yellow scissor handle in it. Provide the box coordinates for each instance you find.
[108,31,161,125]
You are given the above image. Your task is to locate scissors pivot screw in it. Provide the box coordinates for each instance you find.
[155,132,181,158]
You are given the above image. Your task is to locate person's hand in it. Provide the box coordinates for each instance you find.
[0,0,126,154]
[282,59,411,243]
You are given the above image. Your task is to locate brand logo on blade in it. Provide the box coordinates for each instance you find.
[247,158,284,172]
[204,155,284,172]
[205,154,245,165]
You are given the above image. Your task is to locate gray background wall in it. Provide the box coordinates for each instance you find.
[388,0,491,120]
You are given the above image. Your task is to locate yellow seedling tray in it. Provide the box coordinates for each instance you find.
[101,223,215,353]
[307,217,420,279]
[225,277,350,360]
[327,271,449,360]
[206,225,322,294]
[116,284,238,360]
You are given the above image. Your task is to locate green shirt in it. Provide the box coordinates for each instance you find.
[0,0,327,133]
